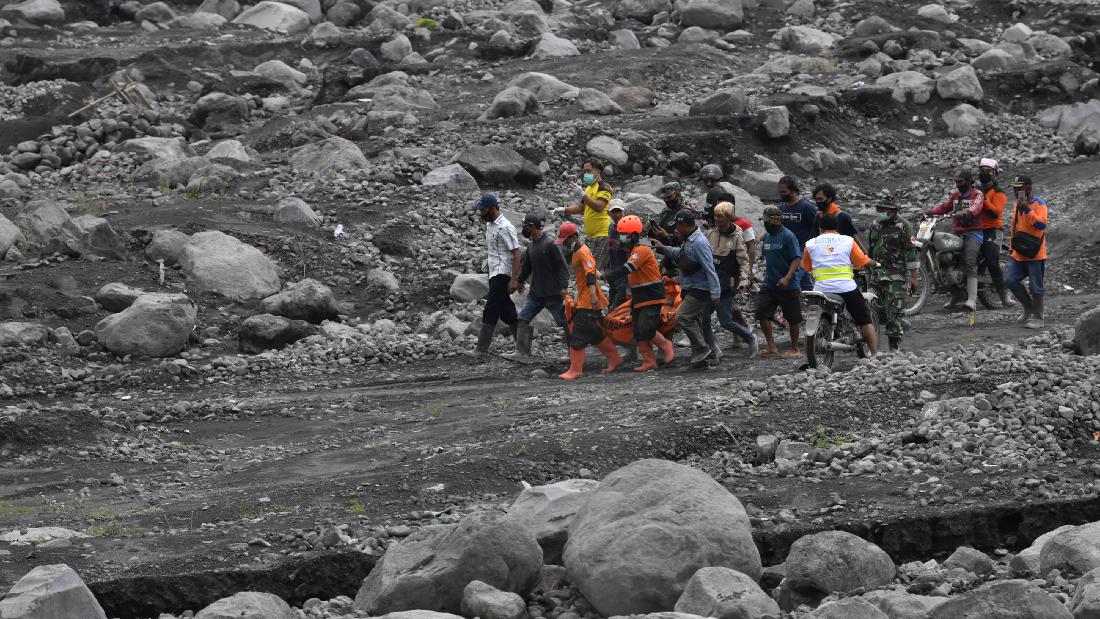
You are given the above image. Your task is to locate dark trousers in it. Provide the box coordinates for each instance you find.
[980,228,1006,289]
[483,274,518,326]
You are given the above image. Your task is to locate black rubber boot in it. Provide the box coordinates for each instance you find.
[888,336,902,352]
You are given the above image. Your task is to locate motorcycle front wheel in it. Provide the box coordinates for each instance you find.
[903,259,931,317]
[805,317,836,369]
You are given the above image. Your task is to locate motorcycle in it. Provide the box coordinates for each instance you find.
[905,214,998,316]
[802,275,879,370]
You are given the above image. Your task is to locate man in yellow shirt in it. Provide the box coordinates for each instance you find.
[556,158,614,270]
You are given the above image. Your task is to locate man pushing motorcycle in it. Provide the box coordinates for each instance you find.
[924,168,985,312]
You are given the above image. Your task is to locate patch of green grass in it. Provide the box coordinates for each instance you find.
[85,520,131,538]
[427,403,445,419]
[416,17,438,30]
[810,424,853,449]
[0,500,36,518]
[349,500,366,514]
[558,434,573,451]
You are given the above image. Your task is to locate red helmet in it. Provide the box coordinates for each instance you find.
[617,215,643,234]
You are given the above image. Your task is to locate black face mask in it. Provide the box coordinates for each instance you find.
[978,171,993,185]
[480,210,496,223]
[956,182,970,194]
[764,223,782,235]
[521,227,532,239]
[815,200,830,211]
[663,198,678,209]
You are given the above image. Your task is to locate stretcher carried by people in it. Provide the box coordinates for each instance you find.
[563,276,682,346]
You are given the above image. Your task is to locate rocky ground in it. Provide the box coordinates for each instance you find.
[3,0,1100,617]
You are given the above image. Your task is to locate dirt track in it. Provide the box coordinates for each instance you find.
[2,292,1097,600]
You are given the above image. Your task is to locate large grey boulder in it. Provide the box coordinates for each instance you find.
[369,86,438,114]
[1052,99,1100,142]
[260,278,339,323]
[194,591,295,619]
[944,546,993,576]
[806,598,887,619]
[380,33,413,63]
[0,322,49,347]
[774,26,835,54]
[178,230,281,301]
[530,32,580,58]
[972,48,1017,72]
[460,581,527,619]
[531,33,580,58]
[95,282,145,312]
[206,140,252,163]
[422,164,479,193]
[253,59,308,91]
[135,1,176,23]
[1074,567,1100,619]
[145,229,191,266]
[675,0,742,30]
[586,136,629,167]
[505,479,598,565]
[577,88,624,115]
[928,579,1071,618]
[942,103,985,136]
[861,590,946,619]
[0,0,65,25]
[563,459,761,616]
[196,0,240,19]
[481,87,540,120]
[1075,306,1100,356]
[507,73,579,102]
[1040,521,1100,575]
[674,567,780,619]
[232,1,310,32]
[689,88,747,116]
[273,197,322,226]
[450,274,490,302]
[171,10,228,28]
[290,137,369,177]
[354,511,542,613]
[94,293,196,358]
[936,65,983,102]
[14,200,73,245]
[1010,524,1076,576]
[238,314,318,353]
[190,93,250,138]
[875,71,935,104]
[0,564,106,619]
[119,137,196,161]
[278,0,321,21]
[783,531,895,599]
[0,213,26,258]
[854,15,896,37]
[758,105,790,138]
[615,0,671,22]
[456,146,543,189]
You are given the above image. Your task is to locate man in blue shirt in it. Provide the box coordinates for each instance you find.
[778,175,818,291]
[655,210,721,371]
[755,206,803,358]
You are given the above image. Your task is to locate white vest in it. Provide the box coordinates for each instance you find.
[805,233,857,293]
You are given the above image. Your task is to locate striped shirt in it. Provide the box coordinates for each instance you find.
[485,213,519,278]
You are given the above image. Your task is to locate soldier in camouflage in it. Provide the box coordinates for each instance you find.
[867,199,919,352]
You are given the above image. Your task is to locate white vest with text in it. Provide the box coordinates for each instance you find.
[805,233,857,294]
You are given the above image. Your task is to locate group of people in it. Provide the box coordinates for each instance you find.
[464,157,1050,378]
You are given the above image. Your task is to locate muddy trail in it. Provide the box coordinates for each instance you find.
[2,292,1098,613]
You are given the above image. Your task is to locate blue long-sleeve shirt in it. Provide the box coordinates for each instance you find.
[661,228,721,299]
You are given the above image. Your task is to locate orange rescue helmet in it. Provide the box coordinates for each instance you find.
[617,215,643,234]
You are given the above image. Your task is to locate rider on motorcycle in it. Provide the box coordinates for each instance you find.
[924,168,985,312]
[801,213,881,357]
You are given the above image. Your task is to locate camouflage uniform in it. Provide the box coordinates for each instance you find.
[868,215,918,338]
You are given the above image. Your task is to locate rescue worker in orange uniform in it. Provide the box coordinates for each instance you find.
[977,158,1016,307]
[554,222,623,379]
[601,215,675,372]
[1005,175,1049,329]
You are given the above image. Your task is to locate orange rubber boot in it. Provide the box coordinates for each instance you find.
[653,333,675,364]
[634,340,658,372]
[559,347,586,380]
[596,338,623,374]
